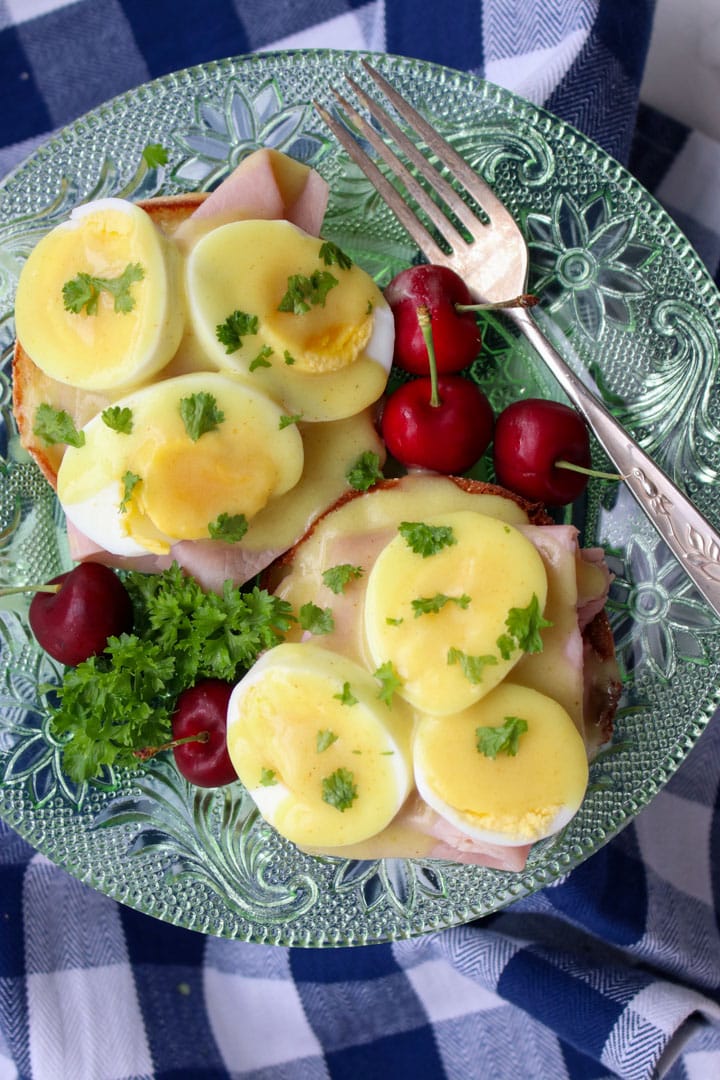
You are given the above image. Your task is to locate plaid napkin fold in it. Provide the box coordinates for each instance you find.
[2,2,720,1078]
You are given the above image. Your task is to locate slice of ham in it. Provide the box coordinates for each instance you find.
[173,147,329,246]
[67,521,285,593]
[399,795,533,870]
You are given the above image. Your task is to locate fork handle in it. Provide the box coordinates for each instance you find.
[507,305,720,619]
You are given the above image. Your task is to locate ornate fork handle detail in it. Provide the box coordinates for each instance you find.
[509,305,720,615]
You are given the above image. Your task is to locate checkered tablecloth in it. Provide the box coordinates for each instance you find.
[2,3,720,1078]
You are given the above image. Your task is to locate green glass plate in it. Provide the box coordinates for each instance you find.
[1,50,719,947]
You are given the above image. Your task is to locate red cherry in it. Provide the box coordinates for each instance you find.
[493,398,592,506]
[171,680,237,788]
[28,562,134,666]
[382,375,494,474]
[384,265,482,374]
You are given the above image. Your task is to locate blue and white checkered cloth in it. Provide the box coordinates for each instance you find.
[2,2,720,1078]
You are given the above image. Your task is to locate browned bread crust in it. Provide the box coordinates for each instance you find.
[267,475,554,580]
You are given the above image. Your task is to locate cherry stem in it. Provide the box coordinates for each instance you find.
[456,293,538,312]
[0,583,62,597]
[416,305,441,407]
[134,730,210,762]
[555,459,624,482]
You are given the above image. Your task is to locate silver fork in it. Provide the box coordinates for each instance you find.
[316,60,720,620]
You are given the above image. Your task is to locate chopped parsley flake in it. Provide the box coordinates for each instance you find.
[283,350,296,365]
[278,270,338,314]
[298,602,335,636]
[476,716,528,759]
[279,412,303,430]
[319,240,353,269]
[119,471,141,514]
[333,682,358,708]
[215,309,259,354]
[260,767,278,786]
[249,345,273,371]
[447,646,498,685]
[142,143,169,167]
[179,392,225,441]
[346,450,383,491]
[62,262,144,315]
[101,406,133,435]
[322,564,364,595]
[398,521,457,558]
[412,593,471,617]
[496,594,553,659]
[207,513,248,542]
[317,729,340,752]
[33,403,85,448]
[373,661,403,707]
[321,767,357,812]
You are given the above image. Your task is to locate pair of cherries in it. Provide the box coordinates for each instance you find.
[27,562,236,787]
[380,264,594,506]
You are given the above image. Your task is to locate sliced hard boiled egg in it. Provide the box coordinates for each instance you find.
[226,643,413,849]
[14,198,183,392]
[413,682,589,846]
[56,372,304,556]
[185,219,392,421]
[364,511,549,715]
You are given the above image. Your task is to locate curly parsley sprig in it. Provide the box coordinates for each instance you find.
[49,564,295,783]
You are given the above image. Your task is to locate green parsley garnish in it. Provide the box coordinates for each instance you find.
[346,450,383,492]
[278,270,338,314]
[373,660,403,707]
[33,403,85,448]
[333,683,358,708]
[215,309,259,354]
[412,593,471,617]
[319,240,353,269]
[283,350,296,365]
[279,412,303,430]
[447,646,498,685]
[476,716,529,759]
[142,143,169,167]
[207,513,249,542]
[249,345,273,371]
[179,392,225,441]
[101,406,133,435]
[260,767,278,786]
[398,521,457,557]
[321,767,357,812]
[119,471,140,513]
[496,594,553,659]
[49,564,295,783]
[322,564,364,595]
[386,617,404,626]
[298,602,335,635]
[317,729,340,751]
[62,262,144,315]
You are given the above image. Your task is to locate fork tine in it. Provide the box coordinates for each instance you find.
[344,75,484,239]
[360,60,512,224]
[330,86,469,251]
[313,99,447,265]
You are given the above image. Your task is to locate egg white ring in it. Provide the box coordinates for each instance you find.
[364,301,394,376]
[414,760,580,847]
[61,481,171,558]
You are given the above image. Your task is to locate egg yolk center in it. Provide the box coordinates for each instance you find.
[141,436,279,539]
